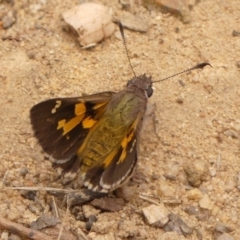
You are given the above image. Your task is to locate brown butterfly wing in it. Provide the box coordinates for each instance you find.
[30,92,115,163]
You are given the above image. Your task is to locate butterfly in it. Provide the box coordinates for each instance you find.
[30,74,153,193]
[30,23,210,194]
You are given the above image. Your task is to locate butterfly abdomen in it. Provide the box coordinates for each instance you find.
[78,91,146,172]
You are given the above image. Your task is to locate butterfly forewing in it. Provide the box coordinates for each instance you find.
[30,92,115,163]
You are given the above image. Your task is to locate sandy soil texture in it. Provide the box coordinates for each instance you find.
[0,0,240,239]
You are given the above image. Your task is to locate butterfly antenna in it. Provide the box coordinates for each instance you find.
[119,22,136,77]
[153,62,212,83]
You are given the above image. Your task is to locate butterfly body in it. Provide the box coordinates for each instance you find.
[31,74,153,193]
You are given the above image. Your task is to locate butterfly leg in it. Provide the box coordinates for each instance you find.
[143,102,160,139]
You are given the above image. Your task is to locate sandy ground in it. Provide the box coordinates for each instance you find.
[0,0,240,239]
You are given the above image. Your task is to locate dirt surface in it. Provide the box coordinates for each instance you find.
[0,0,240,239]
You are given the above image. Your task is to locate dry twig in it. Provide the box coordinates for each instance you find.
[0,217,52,240]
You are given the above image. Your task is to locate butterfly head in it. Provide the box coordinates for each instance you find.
[126,74,153,98]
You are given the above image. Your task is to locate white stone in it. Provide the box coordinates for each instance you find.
[142,204,169,227]
[199,194,213,210]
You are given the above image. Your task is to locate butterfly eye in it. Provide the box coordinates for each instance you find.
[147,85,153,98]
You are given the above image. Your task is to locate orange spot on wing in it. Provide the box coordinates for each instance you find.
[82,116,97,129]
[57,114,85,135]
[57,119,66,129]
[103,149,118,167]
[119,150,127,163]
[75,103,86,115]
[118,130,135,163]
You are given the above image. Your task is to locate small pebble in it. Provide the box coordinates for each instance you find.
[142,204,169,227]
[211,206,220,216]
[27,51,36,60]
[8,234,21,240]
[215,222,234,233]
[164,213,193,235]
[184,206,210,221]
[82,204,100,219]
[86,214,97,231]
[223,129,239,139]
[91,220,116,234]
[183,160,208,187]
[7,207,21,221]
[179,79,185,86]
[28,202,43,215]
[91,197,124,212]
[209,166,217,177]
[19,167,28,177]
[157,183,175,197]
[71,206,85,221]
[232,30,240,36]
[20,190,36,200]
[178,171,188,184]
[115,12,149,32]
[236,61,240,68]
[224,178,236,192]
[30,214,60,230]
[187,0,196,9]
[176,97,184,104]
[199,194,213,210]
[1,231,9,240]
[164,162,180,179]
[154,0,190,23]
[217,233,234,240]
[2,11,16,29]
[187,188,203,200]
[115,186,135,201]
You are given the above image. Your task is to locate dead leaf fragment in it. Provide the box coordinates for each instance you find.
[62,3,115,47]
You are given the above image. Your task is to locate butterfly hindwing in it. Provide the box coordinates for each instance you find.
[30,91,115,163]
[82,118,140,192]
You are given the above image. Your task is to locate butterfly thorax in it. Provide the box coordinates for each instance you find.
[127,74,153,98]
